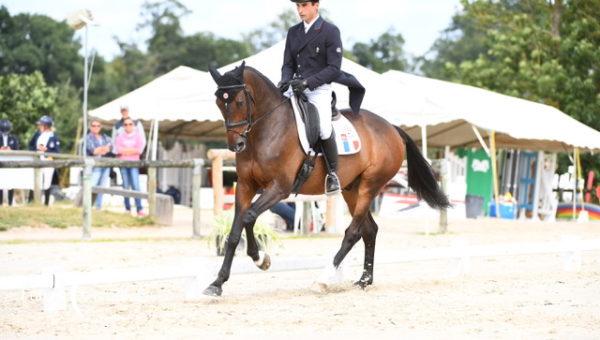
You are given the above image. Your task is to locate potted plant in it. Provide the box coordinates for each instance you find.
[208,212,279,256]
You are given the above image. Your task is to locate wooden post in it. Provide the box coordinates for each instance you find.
[82,158,94,240]
[326,195,337,233]
[33,167,42,205]
[192,158,204,238]
[212,155,223,216]
[148,167,157,217]
[207,149,235,217]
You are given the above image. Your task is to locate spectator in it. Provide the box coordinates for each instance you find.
[28,115,60,206]
[86,119,112,210]
[0,119,20,206]
[111,105,146,155]
[115,117,145,216]
[270,202,296,231]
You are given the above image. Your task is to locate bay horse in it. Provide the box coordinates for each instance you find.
[204,62,449,296]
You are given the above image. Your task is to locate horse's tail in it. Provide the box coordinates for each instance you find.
[395,126,451,209]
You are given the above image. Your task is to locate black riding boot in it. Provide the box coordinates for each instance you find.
[321,132,341,195]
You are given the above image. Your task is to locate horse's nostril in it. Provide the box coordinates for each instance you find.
[235,141,246,152]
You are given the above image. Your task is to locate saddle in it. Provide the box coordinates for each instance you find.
[291,92,355,194]
[294,92,341,149]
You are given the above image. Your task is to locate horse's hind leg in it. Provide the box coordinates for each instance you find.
[332,179,377,269]
[355,212,378,288]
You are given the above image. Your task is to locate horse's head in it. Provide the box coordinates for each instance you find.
[209,61,256,153]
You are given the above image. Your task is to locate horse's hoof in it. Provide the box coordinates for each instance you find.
[254,251,271,271]
[353,279,372,290]
[202,285,222,297]
[259,253,271,271]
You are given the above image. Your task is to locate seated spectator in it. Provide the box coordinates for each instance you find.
[86,119,112,210]
[115,117,145,216]
[28,115,60,206]
[0,119,20,206]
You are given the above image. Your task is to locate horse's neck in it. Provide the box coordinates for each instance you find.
[250,97,297,153]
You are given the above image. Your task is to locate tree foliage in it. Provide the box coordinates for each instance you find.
[421,0,600,174]
[351,28,408,72]
[422,0,599,129]
[0,72,58,146]
[0,6,82,86]
[243,10,297,52]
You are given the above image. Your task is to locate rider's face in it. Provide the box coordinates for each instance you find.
[296,2,319,23]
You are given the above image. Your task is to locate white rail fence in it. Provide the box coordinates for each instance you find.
[2,237,599,312]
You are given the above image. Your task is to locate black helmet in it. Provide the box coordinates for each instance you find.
[0,119,12,133]
[37,115,53,127]
[290,0,319,2]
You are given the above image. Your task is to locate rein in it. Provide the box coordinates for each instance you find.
[217,84,290,139]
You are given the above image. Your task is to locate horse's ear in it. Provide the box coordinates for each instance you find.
[236,61,246,77]
[209,67,222,83]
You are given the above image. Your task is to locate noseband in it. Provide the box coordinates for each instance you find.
[215,83,290,140]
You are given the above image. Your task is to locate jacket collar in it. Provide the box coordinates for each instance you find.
[297,16,324,51]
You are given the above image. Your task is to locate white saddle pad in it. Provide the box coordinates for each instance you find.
[290,95,361,156]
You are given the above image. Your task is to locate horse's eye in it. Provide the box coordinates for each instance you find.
[236,100,244,108]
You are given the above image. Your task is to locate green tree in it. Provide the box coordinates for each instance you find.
[0,6,82,86]
[243,10,297,52]
[0,72,58,147]
[351,28,408,72]
[422,0,600,175]
[138,0,190,75]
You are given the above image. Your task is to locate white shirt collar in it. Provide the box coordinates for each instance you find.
[303,15,320,33]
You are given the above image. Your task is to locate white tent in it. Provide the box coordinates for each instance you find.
[382,70,600,152]
[89,66,224,141]
[89,43,600,153]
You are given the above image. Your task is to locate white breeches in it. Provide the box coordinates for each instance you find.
[285,83,333,139]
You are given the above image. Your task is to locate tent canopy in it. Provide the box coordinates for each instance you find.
[383,70,600,152]
[89,66,225,140]
[90,43,600,152]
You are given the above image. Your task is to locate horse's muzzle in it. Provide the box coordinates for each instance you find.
[229,138,247,153]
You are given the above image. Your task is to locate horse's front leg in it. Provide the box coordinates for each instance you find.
[203,184,287,296]
[245,220,271,271]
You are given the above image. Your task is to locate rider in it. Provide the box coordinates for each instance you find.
[279,0,364,195]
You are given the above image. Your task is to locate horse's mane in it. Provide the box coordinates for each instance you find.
[244,66,279,93]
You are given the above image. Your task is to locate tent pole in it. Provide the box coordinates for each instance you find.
[489,130,500,218]
[152,119,159,161]
[145,120,154,161]
[572,148,577,220]
[471,125,490,156]
[576,147,585,219]
[421,125,428,160]
[531,151,544,221]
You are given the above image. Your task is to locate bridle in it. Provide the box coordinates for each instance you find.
[215,83,290,140]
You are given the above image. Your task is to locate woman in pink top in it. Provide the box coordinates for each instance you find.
[115,117,145,216]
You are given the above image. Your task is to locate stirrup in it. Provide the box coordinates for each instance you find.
[325,172,341,195]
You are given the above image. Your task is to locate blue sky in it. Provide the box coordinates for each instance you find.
[3,0,460,61]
